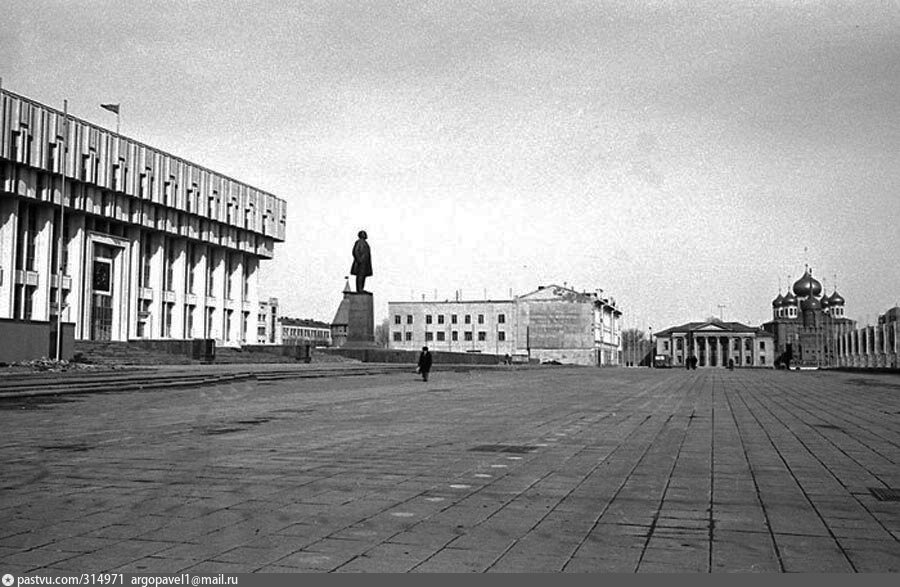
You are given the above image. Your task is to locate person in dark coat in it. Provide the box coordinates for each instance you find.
[417,346,433,382]
[350,230,372,293]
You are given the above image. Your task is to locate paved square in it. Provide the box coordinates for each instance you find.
[1,367,899,572]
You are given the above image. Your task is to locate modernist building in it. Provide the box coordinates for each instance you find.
[257,297,279,344]
[762,267,855,367]
[277,317,332,347]
[387,284,622,366]
[0,88,286,345]
[836,306,899,369]
[653,319,774,367]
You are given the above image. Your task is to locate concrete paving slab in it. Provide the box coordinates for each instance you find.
[1,367,899,573]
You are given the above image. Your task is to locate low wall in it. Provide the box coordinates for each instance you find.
[0,319,75,363]
[323,347,504,365]
[237,344,311,361]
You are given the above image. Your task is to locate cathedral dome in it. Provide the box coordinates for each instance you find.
[783,291,798,306]
[772,293,785,308]
[828,290,845,306]
[792,269,823,298]
[801,296,822,311]
[821,295,832,308]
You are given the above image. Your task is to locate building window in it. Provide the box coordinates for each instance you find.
[185,305,194,338]
[425,332,433,342]
[498,314,505,324]
[760,356,766,365]
[498,331,506,341]
[394,315,401,325]
[478,331,486,341]
[163,303,173,338]
[426,314,432,324]
[437,332,445,341]
[393,332,402,341]
[206,307,215,337]
[464,331,473,341]
[451,314,458,324]
[437,315,444,325]
[663,341,669,351]
[465,314,471,324]
[478,314,484,324]
[759,341,765,350]
[676,338,683,351]
[407,315,413,324]
[452,331,458,341]
[405,332,412,341]
[745,339,752,351]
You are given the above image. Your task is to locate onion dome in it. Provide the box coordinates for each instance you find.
[828,290,845,306]
[792,269,823,298]
[783,291,798,306]
[801,296,822,311]
[821,295,832,308]
[772,292,785,308]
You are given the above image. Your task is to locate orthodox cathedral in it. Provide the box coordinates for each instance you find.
[762,267,855,367]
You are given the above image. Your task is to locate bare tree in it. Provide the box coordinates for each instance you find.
[621,328,651,366]
[374,317,391,348]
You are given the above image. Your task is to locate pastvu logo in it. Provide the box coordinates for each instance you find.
[2,574,14,587]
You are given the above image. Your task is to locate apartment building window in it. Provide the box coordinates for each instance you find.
[452,331,458,341]
[478,314,484,324]
[464,332,473,341]
[394,315,401,325]
[437,332,445,341]
[464,314,471,324]
[437,315,444,324]
[759,341,766,350]
[405,332,412,341]
[451,314,458,324]
[425,315,432,324]
[498,314,505,324]
[498,331,506,342]
[393,332,402,341]
[478,331,486,341]
[406,315,413,324]
[425,332,433,342]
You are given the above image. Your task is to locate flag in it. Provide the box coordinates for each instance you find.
[100,103,120,114]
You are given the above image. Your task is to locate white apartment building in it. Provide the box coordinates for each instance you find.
[388,285,622,366]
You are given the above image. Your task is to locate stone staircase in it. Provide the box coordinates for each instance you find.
[73,340,195,366]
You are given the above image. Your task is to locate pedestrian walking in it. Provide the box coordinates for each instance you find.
[417,346,433,382]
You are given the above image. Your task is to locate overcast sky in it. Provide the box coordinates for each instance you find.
[4,0,899,329]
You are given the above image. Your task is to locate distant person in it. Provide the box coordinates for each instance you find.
[350,230,372,293]
[417,346,433,382]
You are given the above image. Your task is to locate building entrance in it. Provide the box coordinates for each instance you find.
[90,244,115,341]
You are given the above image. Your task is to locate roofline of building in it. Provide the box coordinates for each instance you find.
[1,87,286,205]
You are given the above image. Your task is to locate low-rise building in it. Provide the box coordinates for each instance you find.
[653,319,774,368]
[387,284,622,366]
[277,317,331,347]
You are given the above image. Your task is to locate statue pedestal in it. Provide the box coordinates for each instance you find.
[345,291,376,347]
[332,288,377,348]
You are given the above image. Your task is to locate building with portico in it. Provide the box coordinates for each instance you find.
[653,319,774,368]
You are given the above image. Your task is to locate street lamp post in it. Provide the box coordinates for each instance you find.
[648,326,653,368]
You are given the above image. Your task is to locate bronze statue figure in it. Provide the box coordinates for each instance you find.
[350,230,372,293]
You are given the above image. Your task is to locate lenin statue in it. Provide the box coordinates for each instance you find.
[351,230,372,293]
